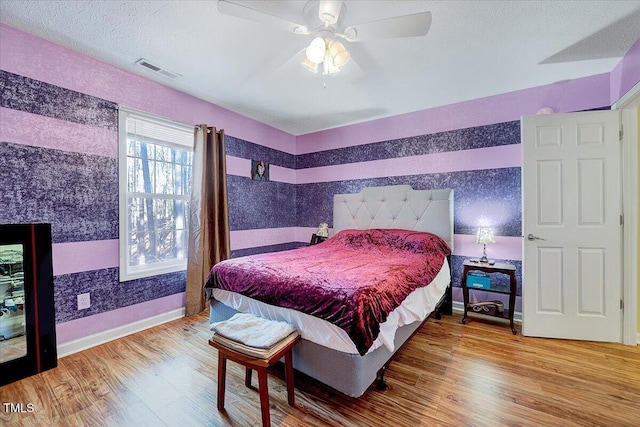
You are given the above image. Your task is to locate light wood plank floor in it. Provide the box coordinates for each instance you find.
[1,312,639,426]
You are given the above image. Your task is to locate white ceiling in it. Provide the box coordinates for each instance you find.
[1,1,639,135]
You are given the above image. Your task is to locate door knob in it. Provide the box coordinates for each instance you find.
[526,233,546,241]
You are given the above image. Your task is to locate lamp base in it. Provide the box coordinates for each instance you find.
[469,258,495,265]
[478,244,495,264]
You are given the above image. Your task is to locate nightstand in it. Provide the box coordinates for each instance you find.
[308,234,327,246]
[461,259,517,334]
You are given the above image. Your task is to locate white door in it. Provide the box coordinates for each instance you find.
[521,110,622,342]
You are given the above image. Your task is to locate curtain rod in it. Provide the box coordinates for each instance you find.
[199,125,222,135]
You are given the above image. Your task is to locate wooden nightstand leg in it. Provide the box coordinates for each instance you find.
[509,272,517,335]
[461,267,470,324]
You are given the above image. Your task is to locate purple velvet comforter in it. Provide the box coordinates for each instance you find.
[204,229,451,355]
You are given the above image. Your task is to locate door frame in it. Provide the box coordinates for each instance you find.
[612,80,639,345]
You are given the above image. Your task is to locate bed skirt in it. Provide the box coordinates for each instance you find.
[208,298,427,397]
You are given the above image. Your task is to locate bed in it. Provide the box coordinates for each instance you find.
[205,185,454,397]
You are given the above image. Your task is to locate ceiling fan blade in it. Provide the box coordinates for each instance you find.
[342,11,432,42]
[217,0,310,35]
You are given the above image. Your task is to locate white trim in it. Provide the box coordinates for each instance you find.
[612,80,640,110]
[118,105,195,135]
[613,81,639,347]
[619,107,639,346]
[118,108,193,282]
[56,307,185,358]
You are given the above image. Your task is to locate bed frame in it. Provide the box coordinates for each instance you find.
[209,185,454,397]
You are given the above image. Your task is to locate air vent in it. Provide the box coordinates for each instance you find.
[135,58,182,80]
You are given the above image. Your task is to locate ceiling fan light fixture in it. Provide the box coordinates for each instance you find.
[328,40,349,67]
[323,56,341,75]
[306,36,326,63]
[301,56,319,73]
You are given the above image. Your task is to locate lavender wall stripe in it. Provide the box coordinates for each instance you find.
[54,268,186,323]
[231,227,299,250]
[0,107,118,158]
[56,293,185,344]
[0,70,118,130]
[52,240,119,276]
[454,235,522,261]
[296,121,520,169]
[232,242,305,258]
[609,37,640,104]
[0,142,118,242]
[296,144,522,184]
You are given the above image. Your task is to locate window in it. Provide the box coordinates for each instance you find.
[118,107,194,281]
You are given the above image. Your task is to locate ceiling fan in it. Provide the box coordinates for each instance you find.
[216,0,432,75]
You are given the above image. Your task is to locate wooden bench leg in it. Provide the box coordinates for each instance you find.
[284,350,295,406]
[257,367,271,427]
[245,367,252,388]
[217,356,227,410]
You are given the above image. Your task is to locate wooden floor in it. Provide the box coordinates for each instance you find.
[1,312,639,426]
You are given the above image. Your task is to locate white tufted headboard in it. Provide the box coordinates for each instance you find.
[333,185,454,251]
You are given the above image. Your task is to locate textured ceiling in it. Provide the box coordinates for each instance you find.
[1,0,639,135]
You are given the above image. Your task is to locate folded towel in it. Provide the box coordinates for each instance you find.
[211,313,296,349]
[210,331,299,359]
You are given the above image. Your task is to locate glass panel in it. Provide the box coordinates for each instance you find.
[0,244,27,363]
[140,141,154,160]
[156,145,170,162]
[175,229,188,260]
[127,198,144,267]
[174,200,186,229]
[157,161,173,195]
[174,165,183,195]
[183,165,192,195]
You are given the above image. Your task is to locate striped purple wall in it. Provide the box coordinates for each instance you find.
[0,23,297,344]
[2,22,637,343]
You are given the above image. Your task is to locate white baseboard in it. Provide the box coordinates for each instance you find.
[57,307,185,358]
[452,300,522,323]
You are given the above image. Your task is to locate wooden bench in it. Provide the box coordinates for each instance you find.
[209,332,300,427]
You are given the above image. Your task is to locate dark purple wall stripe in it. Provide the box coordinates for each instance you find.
[0,141,118,242]
[0,70,118,130]
[296,121,520,169]
[295,167,522,237]
[53,268,186,322]
[225,135,296,169]
[227,175,297,231]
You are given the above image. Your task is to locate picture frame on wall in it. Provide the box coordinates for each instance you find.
[251,160,269,182]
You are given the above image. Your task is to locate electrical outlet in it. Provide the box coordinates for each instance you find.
[77,292,90,310]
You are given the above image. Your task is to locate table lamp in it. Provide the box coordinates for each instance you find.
[476,226,495,263]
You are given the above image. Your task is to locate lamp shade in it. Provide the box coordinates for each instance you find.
[476,227,495,245]
[301,56,319,73]
[328,40,350,67]
[306,37,326,64]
